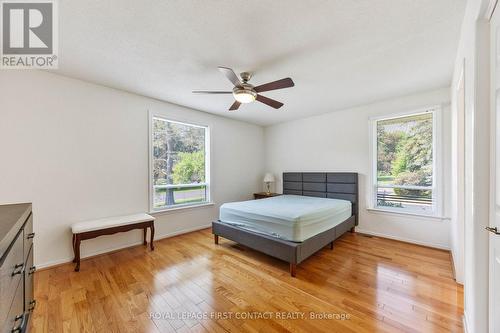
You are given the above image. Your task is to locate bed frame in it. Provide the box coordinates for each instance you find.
[212,172,359,277]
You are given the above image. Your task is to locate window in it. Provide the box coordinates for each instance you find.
[372,108,439,215]
[150,117,210,211]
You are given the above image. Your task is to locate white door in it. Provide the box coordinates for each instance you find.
[490,5,500,333]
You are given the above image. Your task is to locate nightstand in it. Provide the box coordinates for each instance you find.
[254,192,281,200]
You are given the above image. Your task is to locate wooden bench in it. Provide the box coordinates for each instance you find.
[71,213,155,271]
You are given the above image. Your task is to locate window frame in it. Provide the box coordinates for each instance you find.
[148,112,211,213]
[369,106,442,217]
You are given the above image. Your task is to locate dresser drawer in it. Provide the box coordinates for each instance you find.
[22,215,34,261]
[2,280,25,333]
[24,245,35,313]
[0,231,23,326]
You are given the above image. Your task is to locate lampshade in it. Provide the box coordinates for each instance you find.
[263,173,275,183]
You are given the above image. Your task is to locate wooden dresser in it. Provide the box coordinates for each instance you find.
[0,204,34,333]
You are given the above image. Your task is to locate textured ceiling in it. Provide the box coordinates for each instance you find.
[55,0,465,126]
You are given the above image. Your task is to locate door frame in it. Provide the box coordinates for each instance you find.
[489,2,499,333]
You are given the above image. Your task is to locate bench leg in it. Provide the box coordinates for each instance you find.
[150,224,155,251]
[290,263,296,277]
[330,241,334,250]
[214,234,219,245]
[72,234,77,263]
[74,235,81,272]
[143,227,147,246]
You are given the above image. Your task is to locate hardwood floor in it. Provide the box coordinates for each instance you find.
[30,229,463,333]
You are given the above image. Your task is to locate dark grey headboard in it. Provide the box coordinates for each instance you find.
[282,172,359,225]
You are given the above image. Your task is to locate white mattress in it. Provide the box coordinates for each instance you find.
[219,195,352,242]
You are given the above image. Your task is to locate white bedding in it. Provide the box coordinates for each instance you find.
[219,195,352,242]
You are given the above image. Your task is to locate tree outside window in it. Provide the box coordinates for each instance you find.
[152,118,209,210]
[375,111,435,214]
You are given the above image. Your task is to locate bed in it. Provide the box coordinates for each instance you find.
[212,172,358,277]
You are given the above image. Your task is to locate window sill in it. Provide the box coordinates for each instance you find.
[366,208,449,221]
[150,202,215,215]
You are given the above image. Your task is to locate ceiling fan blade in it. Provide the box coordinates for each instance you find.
[218,67,241,87]
[256,95,284,109]
[192,91,232,94]
[229,101,241,111]
[254,78,294,93]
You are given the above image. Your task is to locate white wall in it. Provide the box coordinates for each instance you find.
[264,88,452,249]
[0,71,265,268]
[449,0,491,331]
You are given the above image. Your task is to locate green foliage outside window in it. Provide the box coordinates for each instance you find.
[377,113,433,199]
[172,150,205,184]
[152,118,207,207]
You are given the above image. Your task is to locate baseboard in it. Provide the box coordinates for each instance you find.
[450,250,457,280]
[449,251,465,285]
[462,311,469,333]
[36,223,212,270]
[355,228,450,251]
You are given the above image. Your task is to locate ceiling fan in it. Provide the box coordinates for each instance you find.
[193,67,295,111]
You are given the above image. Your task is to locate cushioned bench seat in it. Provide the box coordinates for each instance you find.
[71,213,155,271]
[71,213,155,233]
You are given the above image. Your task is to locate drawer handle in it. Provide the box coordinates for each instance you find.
[29,299,36,311]
[27,232,35,239]
[12,263,24,276]
[29,266,36,275]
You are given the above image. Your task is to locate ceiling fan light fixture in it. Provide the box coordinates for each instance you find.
[193,67,294,111]
[233,88,257,103]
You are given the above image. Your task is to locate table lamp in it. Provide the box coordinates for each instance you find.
[263,173,275,194]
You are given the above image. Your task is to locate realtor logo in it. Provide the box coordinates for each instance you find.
[1,0,58,69]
